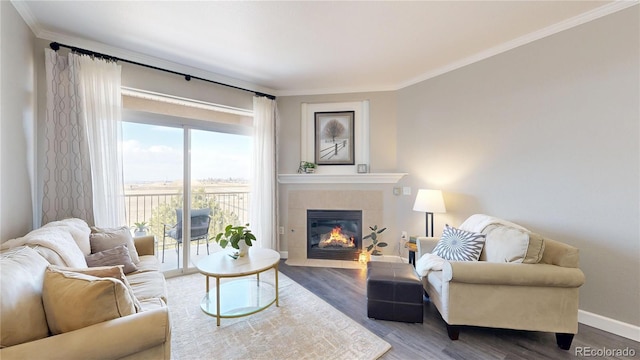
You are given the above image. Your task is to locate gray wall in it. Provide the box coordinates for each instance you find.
[1,2,36,240]
[276,92,398,252]
[396,7,639,326]
[277,92,398,174]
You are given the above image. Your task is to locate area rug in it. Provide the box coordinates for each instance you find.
[166,271,391,360]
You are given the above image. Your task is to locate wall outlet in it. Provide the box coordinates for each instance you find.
[402,186,411,195]
[279,226,285,235]
[393,187,401,196]
[401,231,408,240]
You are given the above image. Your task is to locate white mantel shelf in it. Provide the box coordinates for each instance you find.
[278,173,408,184]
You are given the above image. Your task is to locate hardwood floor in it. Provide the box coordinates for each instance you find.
[278,260,639,360]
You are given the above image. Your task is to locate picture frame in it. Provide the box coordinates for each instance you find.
[314,111,355,165]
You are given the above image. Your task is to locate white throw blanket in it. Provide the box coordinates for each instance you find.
[460,214,529,233]
[415,253,446,277]
[1,226,87,267]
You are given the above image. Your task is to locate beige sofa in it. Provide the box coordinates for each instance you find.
[0,219,171,359]
[415,214,585,350]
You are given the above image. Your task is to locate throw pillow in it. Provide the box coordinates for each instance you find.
[85,244,138,274]
[524,232,545,264]
[42,266,137,335]
[90,226,140,264]
[480,225,546,264]
[48,264,142,312]
[432,224,486,261]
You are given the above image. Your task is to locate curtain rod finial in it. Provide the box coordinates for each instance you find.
[185,75,191,81]
[50,42,60,51]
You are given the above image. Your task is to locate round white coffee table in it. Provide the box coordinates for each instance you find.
[196,247,280,326]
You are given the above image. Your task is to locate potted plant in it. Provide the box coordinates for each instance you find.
[298,161,317,174]
[363,225,387,255]
[213,223,256,258]
[132,222,149,237]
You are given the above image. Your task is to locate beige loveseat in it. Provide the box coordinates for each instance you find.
[415,214,585,350]
[0,218,171,359]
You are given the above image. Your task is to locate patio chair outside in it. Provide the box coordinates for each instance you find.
[162,208,212,266]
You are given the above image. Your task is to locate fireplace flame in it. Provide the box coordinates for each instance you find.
[318,226,355,248]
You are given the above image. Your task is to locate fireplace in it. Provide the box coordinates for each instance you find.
[307,210,362,260]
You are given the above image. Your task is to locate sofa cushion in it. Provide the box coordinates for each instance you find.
[480,225,545,264]
[49,265,142,312]
[90,226,140,264]
[85,244,138,274]
[42,266,137,335]
[126,270,169,304]
[433,224,486,261]
[0,246,51,347]
[134,254,162,273]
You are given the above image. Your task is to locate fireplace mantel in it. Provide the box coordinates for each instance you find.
[278,173,407,184]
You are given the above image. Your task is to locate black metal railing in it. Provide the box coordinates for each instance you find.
[124,191,250,241]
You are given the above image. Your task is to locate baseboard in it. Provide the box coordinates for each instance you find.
[279,251,288,259]
[579,310,640,342]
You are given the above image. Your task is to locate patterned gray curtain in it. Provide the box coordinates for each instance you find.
[41,49,94,225]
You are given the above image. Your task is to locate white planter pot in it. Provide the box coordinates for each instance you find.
[134,230,147,237]
[237,241,249,257]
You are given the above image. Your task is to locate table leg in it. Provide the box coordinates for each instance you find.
[275,265,279,307]
[206,275,210,293]
[216,276,221,326]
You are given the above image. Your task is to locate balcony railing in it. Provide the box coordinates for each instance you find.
[124,190,250,244]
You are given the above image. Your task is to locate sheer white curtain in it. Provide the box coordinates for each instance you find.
[74,54,125,227]
[250,96,278,249]
[42,49,124,227]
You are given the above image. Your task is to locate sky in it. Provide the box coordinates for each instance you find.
[122,122,251,183]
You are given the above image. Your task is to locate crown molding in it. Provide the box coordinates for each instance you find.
[396,0,640,91]
[275,1,639,97]
[12,0,638,98]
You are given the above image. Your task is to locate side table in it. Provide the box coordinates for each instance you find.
[404,241,417,267]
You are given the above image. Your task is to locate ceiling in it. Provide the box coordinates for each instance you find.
[13,1,630,96]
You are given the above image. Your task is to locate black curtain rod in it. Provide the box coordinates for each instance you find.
[49,42,276,100]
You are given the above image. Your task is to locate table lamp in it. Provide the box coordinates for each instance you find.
[412,189,446,237]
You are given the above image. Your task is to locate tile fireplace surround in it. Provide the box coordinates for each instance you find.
[285,190,384,268]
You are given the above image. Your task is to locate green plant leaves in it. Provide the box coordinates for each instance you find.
[213,223,255,249]
[364,224,387,254]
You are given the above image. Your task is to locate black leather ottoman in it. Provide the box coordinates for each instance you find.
[366,261,423,323]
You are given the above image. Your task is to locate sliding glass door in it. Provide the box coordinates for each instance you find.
[122,121,251,274]
[189,129,251,266]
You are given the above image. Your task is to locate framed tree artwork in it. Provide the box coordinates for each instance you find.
[314,111,355,165]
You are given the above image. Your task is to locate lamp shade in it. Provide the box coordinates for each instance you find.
[412,189,446,213]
